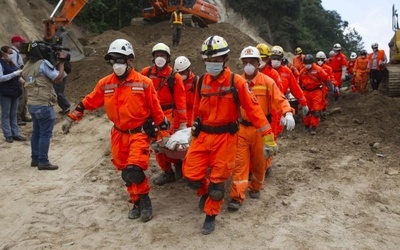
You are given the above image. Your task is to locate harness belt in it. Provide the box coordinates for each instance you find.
[113,125,143,134]
[239,119,253,127]
[302,84,323,92]
[161,104,174,110]
[200,123,239,135]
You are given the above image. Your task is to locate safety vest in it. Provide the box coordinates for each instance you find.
[173,11,183,25]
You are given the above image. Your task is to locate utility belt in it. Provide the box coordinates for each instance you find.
[161,104,174,111]
[239,119,253,127]
[302,84,323,92]
[113,125,143,134]
[191,117,238,137]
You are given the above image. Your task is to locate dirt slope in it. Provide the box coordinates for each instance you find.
[1,1,400,249]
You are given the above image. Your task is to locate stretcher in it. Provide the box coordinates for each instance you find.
[152,128,191,159]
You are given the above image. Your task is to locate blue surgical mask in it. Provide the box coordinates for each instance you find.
[205,62,224,76]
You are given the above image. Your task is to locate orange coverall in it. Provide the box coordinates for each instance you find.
[293,54,305,71]
[183,68,273,216]
[272,65,307,137]
[141,65,187,172]
[174,71,198,128]
[80,69,165,202]
[299,64,329,128]
[353,56,370,93]
[259,64,283,90]
[231,72,292,203]
[330,52,348,88]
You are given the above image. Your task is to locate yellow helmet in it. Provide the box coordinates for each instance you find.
[152,43,171,56]
[271,45,284,57]
[256,43,271,58]
[295,47,303,55]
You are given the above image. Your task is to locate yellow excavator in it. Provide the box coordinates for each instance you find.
[387,4,400,96]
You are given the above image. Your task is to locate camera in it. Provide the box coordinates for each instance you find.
[20,40,71,64]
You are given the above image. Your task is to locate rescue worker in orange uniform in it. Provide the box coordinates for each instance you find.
[368,42,387,90]
[282,56,300,82]
[61,39,170,222]
[255,43,283,90]
[315,51,335,111]
[173,56,199,128]
[270,45,308,138]
[183,35,278,235]
[348,52,357,92]
[353,49,370,93]
[170,7,183,46]
[141,43,187,186]
[293,47,305,71]
[330,43,348,100]
[299,54,329,135]
[228,46,294,211]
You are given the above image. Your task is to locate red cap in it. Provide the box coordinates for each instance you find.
[11,35,26,43]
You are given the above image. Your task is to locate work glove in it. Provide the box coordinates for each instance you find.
[178,122,187,130]
[280,112,295,131]
[341,73,346,81]
[302,105,309,116]
[62,117,74,134]
[262,133,278,158]
[156,130,170,147]
[379,60,385,66]
[14,69,22,76]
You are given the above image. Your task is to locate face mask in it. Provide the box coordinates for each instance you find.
[334,52,339,56]
[258,60,267,69]
[244,63,256,75]
[180,74,187,81]
[7,54,13,61]
[305,64,312,69]
[155,57,167,68]
[205,62,224,76]
[271,59,281,68]
[113,63,127,76]
[361,55,366,58]
[317,60,323,66]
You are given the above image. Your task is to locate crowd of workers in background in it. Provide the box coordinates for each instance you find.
[0,29,388,236]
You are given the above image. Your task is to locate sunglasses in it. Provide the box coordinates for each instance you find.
[316,59,324,61]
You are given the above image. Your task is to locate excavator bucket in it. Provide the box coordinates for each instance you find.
[58,30,85,62]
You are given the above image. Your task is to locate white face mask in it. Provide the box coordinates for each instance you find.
[205,62,224,76]
[258,60,267,69]
[113,63,127,76]
[180,74,187,81]
[317,60,324,66]
[155,57,167,68]
[271,59,281,69]
[305,64,312,69]
[7,54,13,61]
[244,63,256,75]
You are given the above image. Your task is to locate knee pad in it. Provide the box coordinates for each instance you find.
[208,182,225,201]
[313,110,321,118]
[187,179,202,190]
[121,165,145,186]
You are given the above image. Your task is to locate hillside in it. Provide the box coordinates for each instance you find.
[1,1,400,249]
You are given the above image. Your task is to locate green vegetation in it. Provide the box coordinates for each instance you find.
[47,0,363,54]
[226,0,363,54]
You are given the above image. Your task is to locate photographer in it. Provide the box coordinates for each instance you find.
[21,41,66,170]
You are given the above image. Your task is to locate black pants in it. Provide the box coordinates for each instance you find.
[369,69,384,90]
[172,27,182,46]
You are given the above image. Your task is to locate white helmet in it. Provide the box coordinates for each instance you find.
[333,43,342,52]
[271,45,284,57]
[174,56,191,72]
[240,46,261,62]
[200,35,230,59]
[152,43,171,56]
[371,42,378,49]
[316,51,327,59]
[104,39,135,60]
[350,52,357,60]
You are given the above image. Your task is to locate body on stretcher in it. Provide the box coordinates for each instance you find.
[151,128,191,159]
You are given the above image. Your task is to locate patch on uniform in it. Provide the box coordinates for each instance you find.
[250,93,259,103]
[245,83,253,94]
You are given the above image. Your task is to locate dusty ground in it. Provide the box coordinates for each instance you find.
[1,1,400,249]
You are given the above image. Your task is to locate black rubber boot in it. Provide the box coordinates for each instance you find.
[153,170,176,186]
[173,162,183,180]
[198,194,208,211]
[128,200,140,219]
[139,194,153,222]
[201,215,216,235]
[227,199,241,211]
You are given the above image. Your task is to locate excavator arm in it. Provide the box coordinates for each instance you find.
[43,0,88,42]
